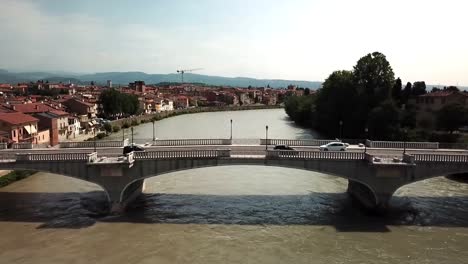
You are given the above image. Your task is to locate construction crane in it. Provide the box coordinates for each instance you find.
[177,68,203,83]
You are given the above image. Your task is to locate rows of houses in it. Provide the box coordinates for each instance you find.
[0,80,296,147]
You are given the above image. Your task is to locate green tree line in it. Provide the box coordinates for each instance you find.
[285,52,468,141]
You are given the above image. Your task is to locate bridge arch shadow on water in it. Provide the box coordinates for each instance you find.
[0,174,467,232]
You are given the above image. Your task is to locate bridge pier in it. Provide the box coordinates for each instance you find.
[347,180,393,212]
[106,179,146,214]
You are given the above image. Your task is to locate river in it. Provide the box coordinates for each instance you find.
[0,108,467,264]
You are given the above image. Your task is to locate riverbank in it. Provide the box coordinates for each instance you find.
[0,170,36,188]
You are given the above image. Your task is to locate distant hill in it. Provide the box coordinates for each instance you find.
[1,69,466,90]
[0,70,322,89]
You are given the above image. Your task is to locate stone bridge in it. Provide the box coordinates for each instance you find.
[0,145,467,214]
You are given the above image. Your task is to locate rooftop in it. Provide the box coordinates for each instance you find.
[0,112,39,126]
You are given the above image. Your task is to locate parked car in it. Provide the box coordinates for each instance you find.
[123,144,145,155]
[319,142,347,151]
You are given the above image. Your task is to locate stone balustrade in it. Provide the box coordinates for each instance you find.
[12,142,34,149]
[266,150,365,160]
[16,152,92,161]
[0,143,7,150]
[60,140,127,148]
[153,139,232,146]
[366,140,439,149]
[413,154,468,163]
[261,139,337,146]
[134,149,231,159]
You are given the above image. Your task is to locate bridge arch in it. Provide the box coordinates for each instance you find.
[0,166,112,205]
[120,163,379,208]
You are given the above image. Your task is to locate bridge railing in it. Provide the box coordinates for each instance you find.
[59,140,127,148]
[152,139,232,146]
[261,139,337,146]
[134,149,231,159]
[365,140,439,149]
[12,142,34,149]
[266,150,365,160]
[412,154,468,163]
[16,152,92,161]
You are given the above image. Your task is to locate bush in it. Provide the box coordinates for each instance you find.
[112,125,121,133]
[140,119,147,124]
[131,120,139,126]
[96,132,107,139]
[103,122,112,133]
[122,122,130,129]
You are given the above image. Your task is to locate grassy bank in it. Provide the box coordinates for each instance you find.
[94,104,283,140]
[0,170,36,188]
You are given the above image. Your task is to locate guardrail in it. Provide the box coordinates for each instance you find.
[12,142,34,149]
[0,142,7,150]
[134,149,231,159]
[266,150,365,160]
[59,140,127,148]
[413,154,468,163]
[365,140,439,149]
[152,139,232,146]
[261,139,337,146]
[16,152,92,161]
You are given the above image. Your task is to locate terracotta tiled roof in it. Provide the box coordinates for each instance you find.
[48,110,69,116]
[0,112,38,126]
[10,103,54,113]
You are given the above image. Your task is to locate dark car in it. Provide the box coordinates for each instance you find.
[273,145,298,156]
[273,145,295,150]
[123,144,145,155]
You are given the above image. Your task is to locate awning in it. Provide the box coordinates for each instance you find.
[24,125,37,134]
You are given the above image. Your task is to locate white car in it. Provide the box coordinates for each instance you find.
[319,142,347,151]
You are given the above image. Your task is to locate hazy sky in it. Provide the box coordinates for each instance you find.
[1,0,467,85]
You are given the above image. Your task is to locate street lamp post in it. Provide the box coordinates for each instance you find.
[131,127,134,145]
[265,125,269,151]
[93,127,97,153]
[122,127,125,141]
[152,120,156,141]
[364,127,369,154]
[403,128,408,154]
[230,119,233,140]
[339,120,343,139]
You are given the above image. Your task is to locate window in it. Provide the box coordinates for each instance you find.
[13,130,16,137]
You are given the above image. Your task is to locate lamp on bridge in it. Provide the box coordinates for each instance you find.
[339,120,343,139]
[364,127,369,154]
[265,125,269,151]
[403,128,408,154]
[93,127,97,153]
[230,119,233,140]
[152,120,156,141]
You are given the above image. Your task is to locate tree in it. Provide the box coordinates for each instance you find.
[304,88,311,95]
[444,86,459,92]
[315,70,360,137]
[99,89,141,118]
[402,82,412,104]
[368,100,401,140]
[431,87,441,93]
[412,81,426,96]
[436,104,468,133]
[392,77,402,102]
[353,52,395,108]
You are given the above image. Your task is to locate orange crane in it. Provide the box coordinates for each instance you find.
[177,68,203,83]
